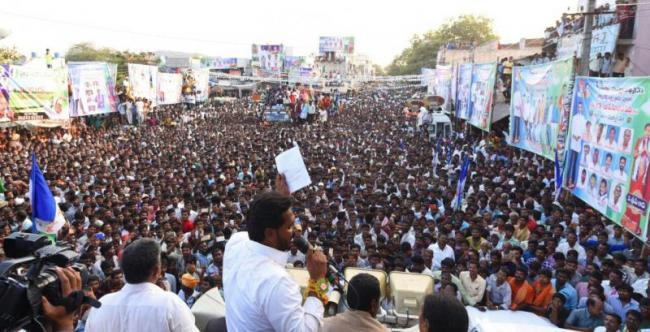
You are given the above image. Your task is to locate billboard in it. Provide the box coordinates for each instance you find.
[564,76,650,240]
[509,57,575,160]
[0,65,69,121]
[68,63,118,117]
[557,24,620,60]
[128,63,158,105]
[157,72,183,105]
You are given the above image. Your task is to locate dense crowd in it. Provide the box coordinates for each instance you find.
[1,85,650,332]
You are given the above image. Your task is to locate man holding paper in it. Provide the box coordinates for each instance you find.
[224,147,328,332]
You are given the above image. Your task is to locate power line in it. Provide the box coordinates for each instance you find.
[0,10,315,49]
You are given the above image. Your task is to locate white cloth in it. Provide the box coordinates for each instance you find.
[557,242,587,261]
[570,113,587,152]
[224,232,324,332]
[428,243,455,270]
[85,282,198,332]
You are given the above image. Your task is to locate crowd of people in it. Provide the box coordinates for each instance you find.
[1,84,650,332]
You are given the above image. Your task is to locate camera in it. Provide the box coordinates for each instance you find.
[0,233,97,331]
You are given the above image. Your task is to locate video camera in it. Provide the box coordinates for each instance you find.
[0,233,100,331]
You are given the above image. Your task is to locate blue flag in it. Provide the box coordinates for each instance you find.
[30,154,65,234]
[452,156,471,211]
[554,149,563,201]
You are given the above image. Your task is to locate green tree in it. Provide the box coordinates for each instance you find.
[65,43,158,84]
[386,15,498,75]
[372,64,386,76]
[0,46,26,65]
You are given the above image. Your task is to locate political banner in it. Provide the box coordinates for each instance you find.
[318,37,355,55]
[421,68,435,94]
[254,44,284,73]
[0,65,69,122]
[68,63,118,117]
[157,72,183,105]
[564,76,650,240]
[509,57,575,160]
[451,65,458,109]
[557,24,620,60]
[284,56,305,70]
[467,63,496,131]
[201,57,238,69]
[193,69,210,102]
[435,65,453,111]
[455,63,473,120]
[128,64,158,105]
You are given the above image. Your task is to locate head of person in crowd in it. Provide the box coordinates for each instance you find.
[120,238,161,284]
[346,273,382,318]
[419,294,468,332]
[247,191,293,251]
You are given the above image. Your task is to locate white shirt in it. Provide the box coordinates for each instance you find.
[224,232,324,332]
[556,242,587,261]
[85,282,198,332]
[570,113,587,152]
[428,243,455,271]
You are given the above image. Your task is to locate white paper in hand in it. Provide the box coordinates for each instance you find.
[275,146,312,193]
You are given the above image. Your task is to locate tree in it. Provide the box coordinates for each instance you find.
[65,43,158,84]
[386,15,498,75]
[372,64,386,76]
[0,46,26,65]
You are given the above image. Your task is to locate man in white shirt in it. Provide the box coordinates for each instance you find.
[459,261,486,305]
[224,190,328,332]
[557,232,587,262]
[568,101,587,187]
[428,233,455,271]
[86,239,198,332]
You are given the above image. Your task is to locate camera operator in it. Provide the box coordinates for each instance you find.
[85,238,197,332]
[40,267,82,332]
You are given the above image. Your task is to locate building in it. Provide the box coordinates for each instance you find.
[542,0,647,76]
[436,39,544,67]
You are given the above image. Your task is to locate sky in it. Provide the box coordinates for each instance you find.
[0,0,577,66]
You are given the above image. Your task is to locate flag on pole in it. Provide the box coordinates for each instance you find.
[30,154,66,234]
[554,149,563,202]
[452,156,471,211]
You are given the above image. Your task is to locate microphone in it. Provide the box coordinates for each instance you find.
[292,237,343,284]
[293,237,344,314]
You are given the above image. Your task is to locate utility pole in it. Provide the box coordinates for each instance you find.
[579,0,596,75]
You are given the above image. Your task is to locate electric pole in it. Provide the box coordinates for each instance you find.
[579,0,596,75]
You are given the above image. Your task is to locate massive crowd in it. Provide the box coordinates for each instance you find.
[1,84,650,332]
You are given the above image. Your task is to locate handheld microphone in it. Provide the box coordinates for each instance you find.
[292,237,343,284]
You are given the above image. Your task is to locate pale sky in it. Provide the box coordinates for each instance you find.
[0,0,577,66]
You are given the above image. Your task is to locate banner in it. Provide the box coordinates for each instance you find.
[467,63,496,131]
[157,72,183,105]
[128,64,158,105]
[318,37,354,54]
[557,24,620,60]
[284,56,305,71]
[435,65,453,111]
[564,76,650,241]
[68,63,118,117]
[509,57,575,160]
[201,57,237,69]
[455,64,473,120]
[0,65,69,121]
[252,44,284,74]
[421,68,435,94]
[193,69,210,102]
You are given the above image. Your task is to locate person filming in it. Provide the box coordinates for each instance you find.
[223,183,329,331]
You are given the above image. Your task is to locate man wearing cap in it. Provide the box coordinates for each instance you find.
[179,273,201,307]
